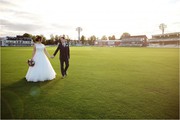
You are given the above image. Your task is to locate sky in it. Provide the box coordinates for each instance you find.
[0,0,180,39]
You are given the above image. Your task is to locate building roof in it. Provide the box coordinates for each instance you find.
[6,36,32,41]
[152,32,180,37]
[151,32,180,40]
[96,40,121,42]
[122,35,147,39]
[121,35,148,42]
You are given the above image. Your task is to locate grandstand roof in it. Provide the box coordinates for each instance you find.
[6,35,32,41]
[121,35,148,42]
[121,35,147,39]
[152,32,180,37]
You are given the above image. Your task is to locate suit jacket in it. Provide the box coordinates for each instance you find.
[53,42,70,60]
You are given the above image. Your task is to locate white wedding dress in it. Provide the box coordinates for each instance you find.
[26,43,56,82]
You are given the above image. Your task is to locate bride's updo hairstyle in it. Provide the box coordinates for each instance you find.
[36,36,42,42]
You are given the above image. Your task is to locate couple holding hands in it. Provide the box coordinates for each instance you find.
[26,36,70,82]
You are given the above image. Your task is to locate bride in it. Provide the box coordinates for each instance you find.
[26,36,56,82]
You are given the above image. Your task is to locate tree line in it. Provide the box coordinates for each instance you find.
[22,32,131,45]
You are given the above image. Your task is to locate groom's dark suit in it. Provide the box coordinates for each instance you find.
[53,42,70,76]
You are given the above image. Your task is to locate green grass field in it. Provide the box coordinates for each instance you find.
[1,46,179,119]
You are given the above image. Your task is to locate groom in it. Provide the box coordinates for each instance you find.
[51,36,70,78]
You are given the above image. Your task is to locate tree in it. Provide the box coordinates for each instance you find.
[32,35,36,42]
[54,35,60,44]
[111,35,116,40]
[87,35,96,45]
[101,35,108,40]
[49,34,55,45]
[159,23,167,34]
[50,34,55,41]
[66,35,71,43]
[65,35,70,40]
[81,35,86,44]
[40,35,46,44]
[76,27,82,40]
[90,35,96,41]
[23,33,32,38]
[40,35,46,41]
[120,32,131,39]
[55,35,59,41]
[22,33,37,42]
[108,35,116,40]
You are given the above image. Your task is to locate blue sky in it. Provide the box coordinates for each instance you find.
[0,0,180,39]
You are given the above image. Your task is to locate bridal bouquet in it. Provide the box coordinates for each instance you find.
[27,59,35,67]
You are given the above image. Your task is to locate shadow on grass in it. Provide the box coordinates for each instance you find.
[1,77,60,119]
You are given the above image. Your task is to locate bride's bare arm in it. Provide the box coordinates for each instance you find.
[32,45,36,60]
[44,47,50,58]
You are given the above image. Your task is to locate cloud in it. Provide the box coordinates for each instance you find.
[173,22,180,25]
[168,0,180,4]
[0,19,74,38]
[2,9,31,17]
[1,19,43,32]
[1,0,179,38]
[50,23,73,30]
[0,0,17,6]
[0,7,41,22]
